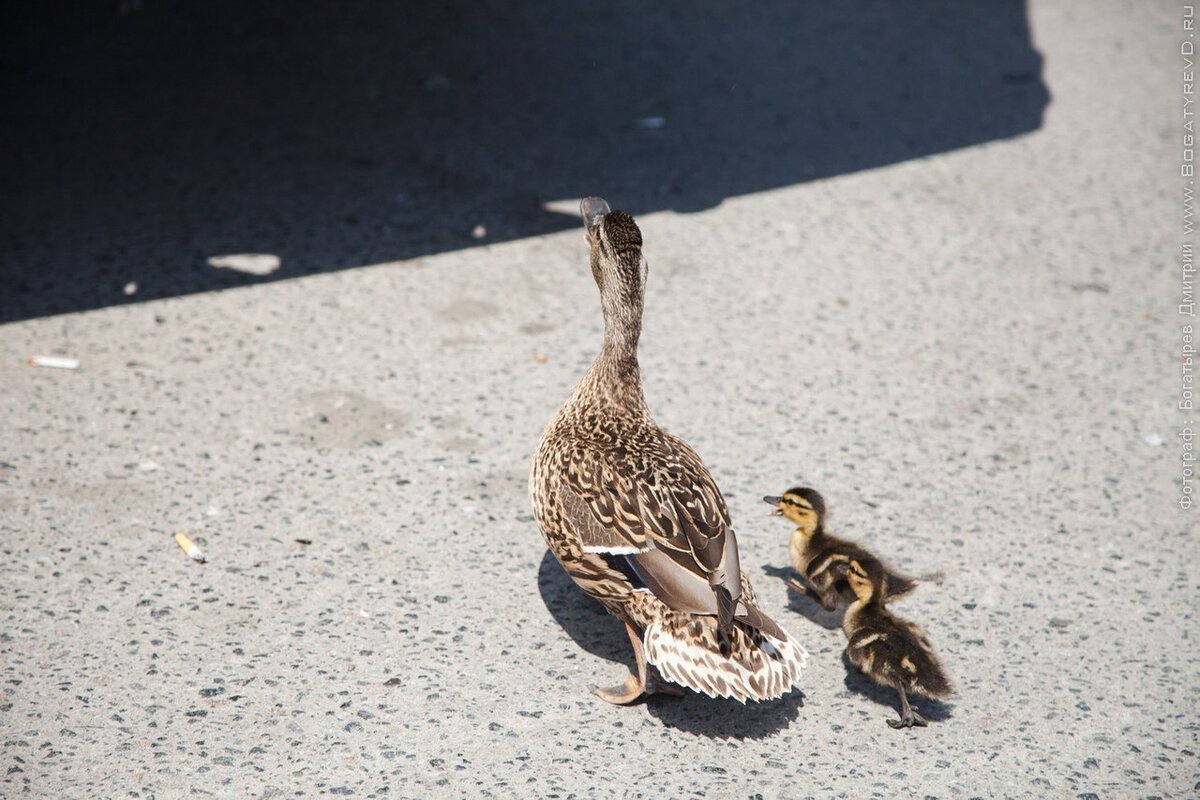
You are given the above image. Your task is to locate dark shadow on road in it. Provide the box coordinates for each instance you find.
[2,1,1049,323]
[537,548,629,667]
[645,686,806,740]
[761,564,845,631]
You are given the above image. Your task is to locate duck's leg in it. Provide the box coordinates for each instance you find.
[593,621,650,704]
[648,664,685,697]
[785,577,816,599]
[631,621,683,697]
[887,684,929,729]
[593,620,683,703]
[786,577,837,611]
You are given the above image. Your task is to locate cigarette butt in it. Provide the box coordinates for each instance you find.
[174,532,207,563]
[28,355,80,370]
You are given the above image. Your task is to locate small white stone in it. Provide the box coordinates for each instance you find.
[27,355,80,370]
[207,253,281,276]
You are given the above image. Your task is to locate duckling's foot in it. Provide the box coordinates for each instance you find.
[786,578,835,611]
[887,711,928,729]
[593,674,645,705]
[888,687,928,729]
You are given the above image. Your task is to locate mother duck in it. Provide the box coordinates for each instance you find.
[530,198,808,704]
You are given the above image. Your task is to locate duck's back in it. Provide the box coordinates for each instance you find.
[530,402,809,702]
[846,609,951,698]
[801,535,918,605]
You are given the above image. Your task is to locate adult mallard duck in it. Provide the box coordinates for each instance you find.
[529,197,808,704]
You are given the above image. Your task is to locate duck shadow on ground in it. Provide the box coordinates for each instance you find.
[645,685,806,740]
[536,548,630,666]
[760,564,844,631]
[537,549,805,739]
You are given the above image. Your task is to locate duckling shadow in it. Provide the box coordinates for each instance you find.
[536,549,631,667]
[645,688,805,740]
[839,652,953,723]
[760,565,843,631]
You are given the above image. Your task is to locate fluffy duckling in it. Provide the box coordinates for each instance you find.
[839,559,951,728]
[763,487,917,611]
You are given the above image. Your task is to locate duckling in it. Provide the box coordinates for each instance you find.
[530,198,808,704]
[763,487,917,611]
[838,559,951,728]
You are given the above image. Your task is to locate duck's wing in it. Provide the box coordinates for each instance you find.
[558,429,781,640]
[558,431,726,563]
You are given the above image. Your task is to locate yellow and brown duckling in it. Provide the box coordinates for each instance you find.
[763,486,917,611]
[839,558,951,728]
[529,198,808,704]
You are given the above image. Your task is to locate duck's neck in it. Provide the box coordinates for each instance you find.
[843,597,865,633]
[844,585,882,625]
[578,290,647,412]
[844,593,880,631]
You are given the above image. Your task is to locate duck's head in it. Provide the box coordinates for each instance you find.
[580,197,647,319]
[836,559,877,603]
[762,486,825,536]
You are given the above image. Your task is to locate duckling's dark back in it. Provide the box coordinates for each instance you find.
[803,532,918,603]
[847,612,952,698]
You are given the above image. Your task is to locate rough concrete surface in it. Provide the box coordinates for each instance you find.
[1,1,1196,798]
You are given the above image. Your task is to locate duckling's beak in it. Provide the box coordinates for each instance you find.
[580,196,610,233]
[762,496,784,516]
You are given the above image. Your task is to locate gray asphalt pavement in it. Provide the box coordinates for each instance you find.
[2,1,1196,798]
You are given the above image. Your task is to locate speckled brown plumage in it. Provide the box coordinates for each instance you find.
[530,198,807,704]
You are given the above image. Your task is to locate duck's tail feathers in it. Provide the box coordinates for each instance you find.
[643,615,807,703]
[884,571,920,599]
[713,584,736,656]
[914,653,954,698]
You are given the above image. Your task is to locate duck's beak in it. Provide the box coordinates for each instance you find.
[762,496,784,516]
[580,196,610,233]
